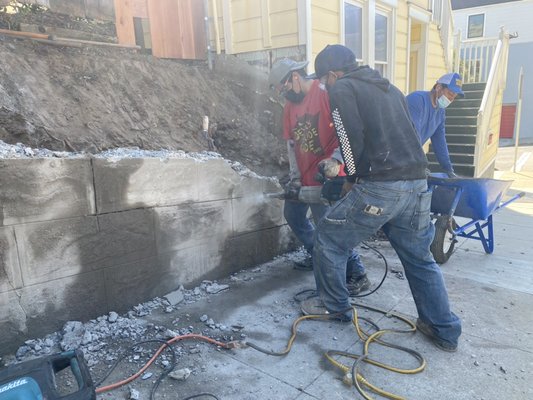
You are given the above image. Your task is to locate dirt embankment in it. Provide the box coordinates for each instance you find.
[0,31,288,178]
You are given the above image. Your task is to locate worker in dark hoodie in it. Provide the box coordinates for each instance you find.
[302,45,461,352]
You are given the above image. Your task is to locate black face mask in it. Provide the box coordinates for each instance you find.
[284,90,305,104]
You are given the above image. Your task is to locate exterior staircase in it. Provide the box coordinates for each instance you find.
[427,83,486,177]
[427,27,511,178]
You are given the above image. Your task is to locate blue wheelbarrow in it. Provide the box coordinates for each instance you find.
[427,173,525,264]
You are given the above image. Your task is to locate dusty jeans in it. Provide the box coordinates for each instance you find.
[313,179,461,346]
[283,200,365,278]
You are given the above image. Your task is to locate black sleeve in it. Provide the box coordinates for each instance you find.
[328,81,365,178]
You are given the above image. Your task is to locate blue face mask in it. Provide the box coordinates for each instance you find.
[437,95,452,109]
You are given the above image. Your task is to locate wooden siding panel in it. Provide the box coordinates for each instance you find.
[232,0,262,20]
[114,0,137,46]
[148,0,206,60]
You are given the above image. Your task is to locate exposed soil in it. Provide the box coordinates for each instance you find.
[0,8,288,179]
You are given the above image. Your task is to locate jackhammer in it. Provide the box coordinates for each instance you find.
[265,160,346,204]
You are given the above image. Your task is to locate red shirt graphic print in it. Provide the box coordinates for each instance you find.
[283,80,340,186]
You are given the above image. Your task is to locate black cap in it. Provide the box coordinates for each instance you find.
[314,45,357,79]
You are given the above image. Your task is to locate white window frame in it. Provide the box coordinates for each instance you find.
[466,13,485,39]
[374,3,394,79]
[341,0,367,64]
[340,0,396,80]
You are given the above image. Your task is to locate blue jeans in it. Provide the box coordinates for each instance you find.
[313,179,461,346]
[283,200,365,279]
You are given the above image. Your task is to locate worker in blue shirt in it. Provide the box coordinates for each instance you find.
[406,72,465,178]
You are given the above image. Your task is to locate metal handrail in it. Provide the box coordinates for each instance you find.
[432,0,454,70]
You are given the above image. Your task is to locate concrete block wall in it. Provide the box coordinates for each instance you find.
[0,155,293,351]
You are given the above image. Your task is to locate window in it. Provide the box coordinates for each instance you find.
[374,12,388,77]
[344,2,363,62]
[467,13,484,39]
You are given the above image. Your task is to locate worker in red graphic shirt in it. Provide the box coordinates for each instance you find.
[268,58,369,296]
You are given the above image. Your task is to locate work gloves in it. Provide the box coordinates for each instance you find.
[317,158,341,178]
[284,178,301,201]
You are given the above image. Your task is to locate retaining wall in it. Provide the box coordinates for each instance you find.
[0,155,292,351]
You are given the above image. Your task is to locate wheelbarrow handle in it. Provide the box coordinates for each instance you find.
[495,191,526,212]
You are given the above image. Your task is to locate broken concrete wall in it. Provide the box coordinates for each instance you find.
[0,155,293,351]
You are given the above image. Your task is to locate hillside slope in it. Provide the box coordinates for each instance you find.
[0,34,287,177]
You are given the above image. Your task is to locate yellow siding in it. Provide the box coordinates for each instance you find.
[478,95,503,175]
[214,0,299,54]
[394,1,410,92]
[211,0,448,94]
[425,24,447,89]
[309,1,339,68]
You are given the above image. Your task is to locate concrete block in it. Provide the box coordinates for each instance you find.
[93,158,200,213]
[0,226,23,293]
[0,290,28,352]
[232,194,284,234]
[159,242,225,288]
[15,209,156,286]
[1,271,107,352]
[104,255,177,312]
[154,200,232,253]
[0,158,95,226]
[219,226,295,274]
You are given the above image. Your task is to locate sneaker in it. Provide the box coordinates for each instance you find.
[347,274,370,296]
[293,256,313,271]
[416,319,458,352]
[300,297,351,322]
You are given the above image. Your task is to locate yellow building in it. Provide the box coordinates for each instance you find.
[208,0,455,94]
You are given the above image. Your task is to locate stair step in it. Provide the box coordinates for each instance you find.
[463,83,486,91]
[444,144,475,154]
[446,107,478,117]
[429,142,476,155]
[427,152,474,164]
[449,99,483,108]
[446,125,477,135]
[428,162,475,177]
[446,116,477,125]
[445,134,477,144]
[461,90,484,100]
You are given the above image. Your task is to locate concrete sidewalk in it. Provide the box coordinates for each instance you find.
[96,160,532,399]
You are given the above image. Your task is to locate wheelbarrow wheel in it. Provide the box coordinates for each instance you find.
[431,216,458,264]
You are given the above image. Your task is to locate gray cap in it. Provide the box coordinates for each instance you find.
[268,58,309,87]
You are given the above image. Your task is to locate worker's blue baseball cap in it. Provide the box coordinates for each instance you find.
[437,72,465,98]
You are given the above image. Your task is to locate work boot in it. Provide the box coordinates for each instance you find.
[300,297,351,322]
[347,274,370,296]
[293,255,313,271]
[416,319,458,352]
